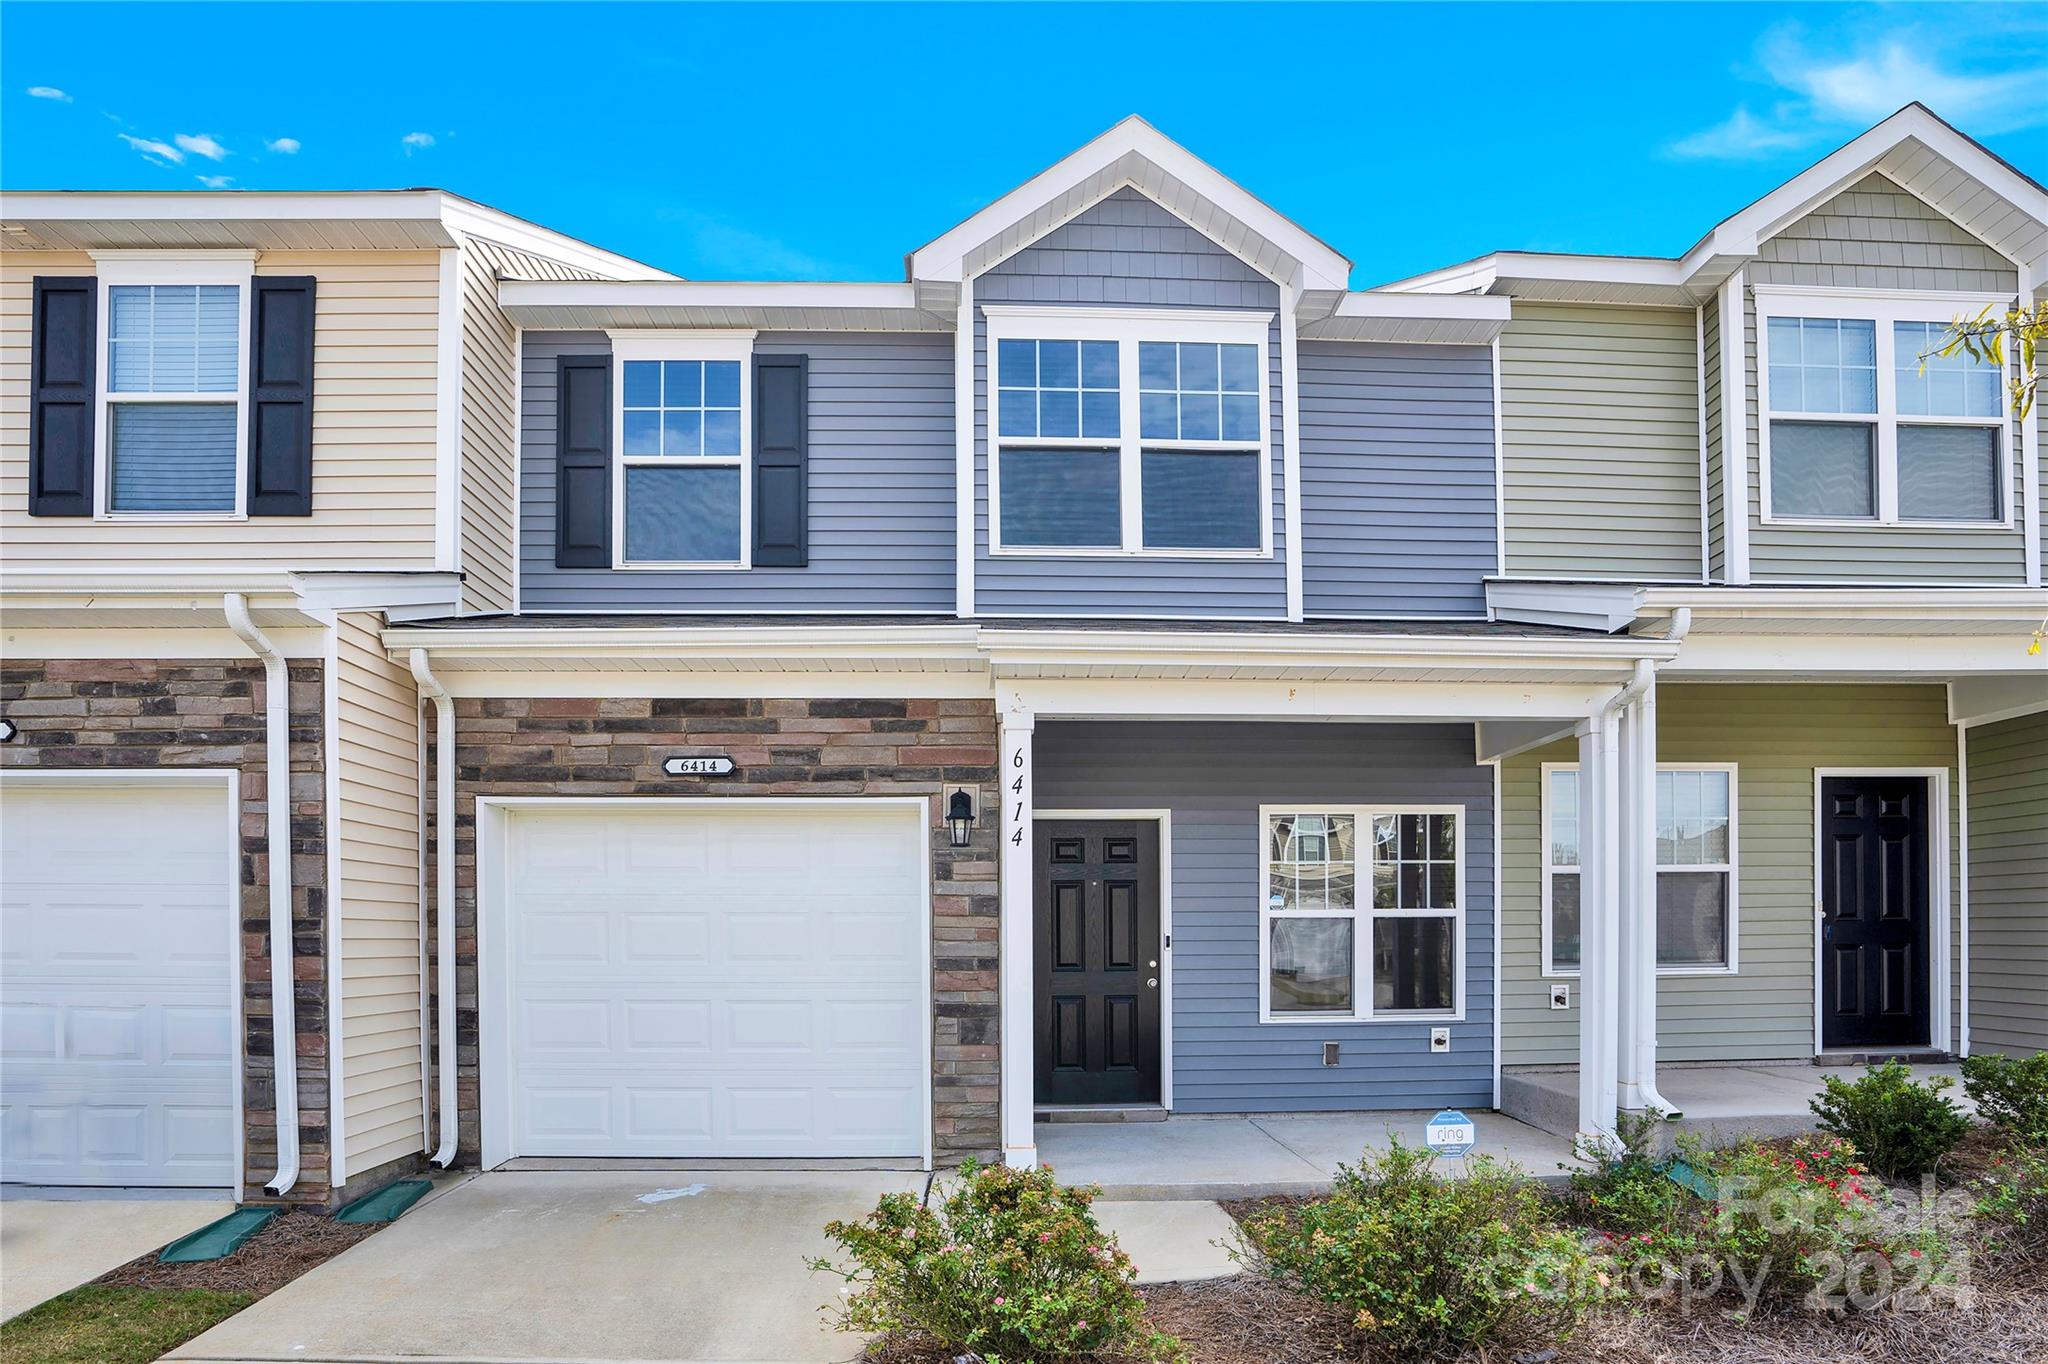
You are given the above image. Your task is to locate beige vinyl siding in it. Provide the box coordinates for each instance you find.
[454,237,601,614]
[1498,303,1702,581]
[1502,683,1963,1066]
[1967,709,2048,1056]
[1,249,441,572]
[334,610,424,1181]
[1741,175,2027,584]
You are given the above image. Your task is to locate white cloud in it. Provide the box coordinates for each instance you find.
[266,137,300,155]
[174,132,228,161]
[27,86,72,102]
[118,133,183,165]
[401,131,435,154]
[197,174,233,189]
[1669,22,2048,160]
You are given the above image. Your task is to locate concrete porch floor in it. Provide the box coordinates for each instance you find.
[1036,1108,1585,1200]
[1501,1061,1973,1150]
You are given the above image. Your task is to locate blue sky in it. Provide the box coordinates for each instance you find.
[5,2,2045,286]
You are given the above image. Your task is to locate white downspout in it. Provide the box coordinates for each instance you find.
[1627,609,1692,1120]
[225,593,300,1196]
[409,649,460,1169]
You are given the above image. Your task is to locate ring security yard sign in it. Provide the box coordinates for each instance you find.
[1425,1109,1477,1157]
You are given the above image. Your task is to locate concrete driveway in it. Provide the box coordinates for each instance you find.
[1,1193,234,1320]
[168,1169,926,1364]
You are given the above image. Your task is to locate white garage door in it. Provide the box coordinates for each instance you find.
[500,802,928,1160]
[0,780,237,1188]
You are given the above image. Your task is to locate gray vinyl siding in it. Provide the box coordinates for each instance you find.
[1967,710,2048,1057]
[1742,174,2027,584]
[973,188,1288,619]
[1501,684,1964,1066]
[1034,721,1495,1113]
[1702,298,1725,581]
[1298,341,1495,617]
[1499,304,1703,582]
[519,331,957,611]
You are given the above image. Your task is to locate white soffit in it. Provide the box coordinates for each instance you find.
[907,117,1352,293]
[496,280,949,332]
[1299,291,1513,344]
[2,190,458,253]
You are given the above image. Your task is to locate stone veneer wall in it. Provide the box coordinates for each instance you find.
[438,696,1002,1163]
[0,658,334,1203]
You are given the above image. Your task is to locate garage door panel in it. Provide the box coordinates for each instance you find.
[0,783,236,1188]
[503,804,927,1160]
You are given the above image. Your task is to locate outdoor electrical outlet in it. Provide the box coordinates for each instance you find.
[1551,983,1571,1010]
[1430,1027,1450,1053]
[1322,1042,1340,1066]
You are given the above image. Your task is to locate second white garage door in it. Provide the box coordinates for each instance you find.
[495,802,928,1161]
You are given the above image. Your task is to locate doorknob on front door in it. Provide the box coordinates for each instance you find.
[1146,978,1158,988]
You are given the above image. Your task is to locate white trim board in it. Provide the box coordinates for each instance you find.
[1035,808,1176,1112]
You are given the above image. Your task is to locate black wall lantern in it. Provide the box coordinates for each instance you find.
[945,786,978,848]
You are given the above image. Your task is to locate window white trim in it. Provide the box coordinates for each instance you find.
[1256,803,1466,1024]
[1541,761,1740,979]
[984,305,1276,561]
[608,332,757,571]
[1754,286,2015,531]
[91,255,255,522]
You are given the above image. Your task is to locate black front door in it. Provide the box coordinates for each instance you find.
[1034,820,1162,1105]
[1820,775,1933,1050]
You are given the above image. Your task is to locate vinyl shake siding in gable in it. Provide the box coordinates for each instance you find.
[518,330,956,611]
[972,188,1289,619]
[1966,709,2048,1057]
[2,249,441,571]
[1740,174,2028,584]
[1297,340,1496,616]
[1498,303,1703,582]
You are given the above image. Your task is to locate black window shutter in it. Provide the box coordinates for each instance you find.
[28,276,97,517]
[247,276,317,515]
[753,353,808,567]
[555,354,612,567]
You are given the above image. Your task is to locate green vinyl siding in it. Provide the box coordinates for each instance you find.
[1742,174,2028,584]
[1499,303,1702,582]
[1967,710,2048,1056]
[1702,297,1724,581]
[1502,683,1962,1066]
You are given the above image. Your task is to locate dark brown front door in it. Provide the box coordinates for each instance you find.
[1820,775,1933,1050]
[1034,820,1162,1105]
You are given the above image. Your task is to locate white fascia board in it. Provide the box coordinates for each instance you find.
[3,189,453,230]
[1302,291,1512,344]
[1677,106,2048,283]
[1486,579,1646,632]
[1665,632,2048,676]
[1635,585,2048,624]
[1379,252,1692,300]
[382,623,984,662]
[996,676,1619,721]
[907,116,1351,293]
[497,279,938,329]
[0,567,303,597]
[977,627,1676,672]
[436,196,673,281]
[289,571,465,616]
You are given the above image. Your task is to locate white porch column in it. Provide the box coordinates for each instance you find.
[998,708,1037,1169]
[1576,713,1621,1146]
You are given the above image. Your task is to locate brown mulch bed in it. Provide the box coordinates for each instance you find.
[92,1209,379,1299]
[1140,1275,1356,1364]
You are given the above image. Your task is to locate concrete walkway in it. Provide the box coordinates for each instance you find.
[1093,1200,1241,1283]
[1,1193,233,1320]
[169,1169,924,1364]
[1038,1108,1582,1200]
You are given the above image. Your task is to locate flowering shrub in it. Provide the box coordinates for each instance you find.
[1972,1142,2048,1271]
[1242,1140,1614,1361]
[1961,1051,2048,1145]
[809,1160,1183,1364]
[1809,1060,1971,1181]
[1696,1135,1891,1308]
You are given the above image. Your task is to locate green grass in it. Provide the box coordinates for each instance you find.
[1,1285,255,1364]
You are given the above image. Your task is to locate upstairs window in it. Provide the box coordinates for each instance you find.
[986,307,1271,557]
[613,339,749,568]
[1544,764,1737,975]
[1759,291,2009,527]
[104,282,244,514]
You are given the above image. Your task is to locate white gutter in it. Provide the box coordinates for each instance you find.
[409,649,460,1169]
[224,593,300,1196]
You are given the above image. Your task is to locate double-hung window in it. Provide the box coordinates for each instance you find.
[1543,763,1737,975]
[986,306,1272,556]
[98,260,252,516]
[1261,807,1463,1021]
[1758,289,2010,526]
[612,333,751,568]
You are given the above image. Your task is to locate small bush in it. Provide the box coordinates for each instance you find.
[1972,1142,2048,1272]
[1693,1134,1892,1309]
[1961,1051,2048,1144]
[1809,1060,1971,1181]
[809,1159,1182,1364]
[1242,1139,1613,1362]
